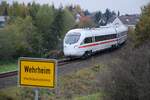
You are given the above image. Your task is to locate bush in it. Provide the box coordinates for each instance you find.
[0,29,16,60]
[44,50,64,59]
[101,3,150,100]
[101,36,150,100]
[135,3,150,45]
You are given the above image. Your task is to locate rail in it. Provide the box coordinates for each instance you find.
[0,58,71,79]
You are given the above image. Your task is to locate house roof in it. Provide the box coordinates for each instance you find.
[108,14,140,26]
[119,15,140,25]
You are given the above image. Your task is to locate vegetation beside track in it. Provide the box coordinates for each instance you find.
[0,63,17,73]
[0,64,106,100]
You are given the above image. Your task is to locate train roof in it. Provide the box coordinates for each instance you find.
[67,26,116,36]
[67,24,127,37]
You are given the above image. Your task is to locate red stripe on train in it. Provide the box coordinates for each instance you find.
[79,39,117,48]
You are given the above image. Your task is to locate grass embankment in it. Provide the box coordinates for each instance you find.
[0,64,107,100]
[0,60,17,73]
[0,63,17,73]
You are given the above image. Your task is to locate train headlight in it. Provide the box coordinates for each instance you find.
[74,45,78,48]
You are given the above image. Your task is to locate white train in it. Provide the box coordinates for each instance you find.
[63,23,128,58]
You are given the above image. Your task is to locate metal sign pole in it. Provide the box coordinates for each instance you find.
[35,88,39,100]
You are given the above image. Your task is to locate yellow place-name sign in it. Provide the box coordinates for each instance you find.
[18,57,57,88]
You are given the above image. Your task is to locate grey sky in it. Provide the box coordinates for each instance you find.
[4,0,150,14]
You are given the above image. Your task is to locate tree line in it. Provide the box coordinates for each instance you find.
[0,1,76,60]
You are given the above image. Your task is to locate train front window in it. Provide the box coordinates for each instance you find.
[65,34,80,44]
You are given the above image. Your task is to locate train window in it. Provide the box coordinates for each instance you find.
[95,34,117,42]
[84,37,92,44]
[95,35,105,42]
[65,34,80,44]
[110,34,117,38]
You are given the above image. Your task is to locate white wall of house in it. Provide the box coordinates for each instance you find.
[112,17,124,26]
[0,16,6,28]
[75,13,81,23]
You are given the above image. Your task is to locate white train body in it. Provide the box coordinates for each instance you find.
[63,24,128,57]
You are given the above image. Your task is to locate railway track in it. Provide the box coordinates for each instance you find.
[0,58,72,79]
[0,71,18,78]
[0,46,122,79]
[0,44,126,89]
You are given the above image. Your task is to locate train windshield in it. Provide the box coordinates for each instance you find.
[65,33,80,44]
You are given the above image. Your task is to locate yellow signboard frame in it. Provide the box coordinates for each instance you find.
[18,57,57,88]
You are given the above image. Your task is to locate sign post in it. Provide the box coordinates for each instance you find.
[35,88,39,100]
[18,57,57,100]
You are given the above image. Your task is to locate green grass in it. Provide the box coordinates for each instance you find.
[0,63,17,73]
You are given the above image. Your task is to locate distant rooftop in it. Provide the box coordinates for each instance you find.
[108,14,140,26]
[119,14,140,25]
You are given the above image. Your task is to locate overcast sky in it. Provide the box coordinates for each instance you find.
[3,0,150,14]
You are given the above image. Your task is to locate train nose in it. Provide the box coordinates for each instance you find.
[63,44,75,56]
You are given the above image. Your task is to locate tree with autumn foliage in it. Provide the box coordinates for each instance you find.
[135,3,150,45]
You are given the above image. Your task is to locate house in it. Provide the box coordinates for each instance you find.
[75,12,93,24]
[75,13,81,23]
[0,16,6,28]
[119,14,140,28]
[107,14,140,29]
[98,16,107,26]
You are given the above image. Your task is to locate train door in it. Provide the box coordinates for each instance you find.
[91,36,96,52]
[94,35,106,51]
